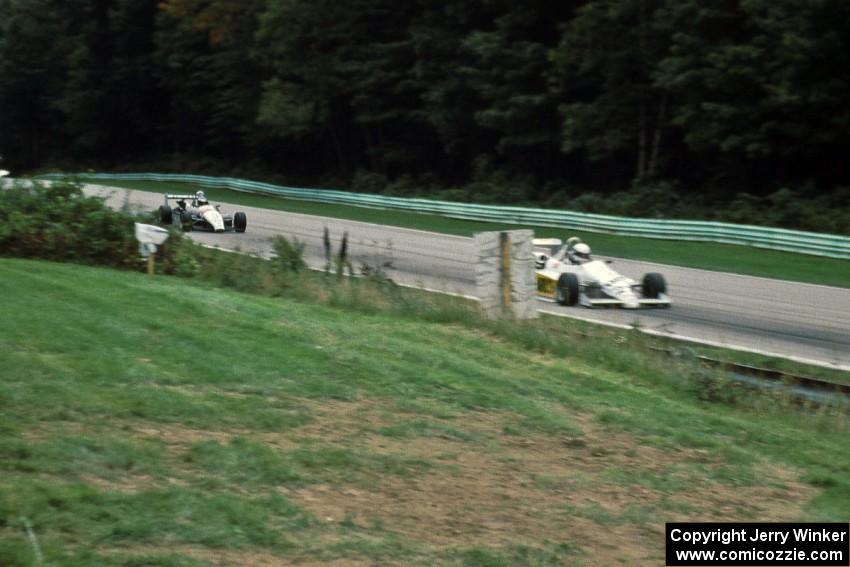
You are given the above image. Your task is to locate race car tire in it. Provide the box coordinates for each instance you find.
[556,273,579,306]
[180,211,193,232]
[642,272,666,298]
[234,212,247,233]
[159,205,173,225]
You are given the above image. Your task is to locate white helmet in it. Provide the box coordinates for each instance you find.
[196,191,208,206]
[571,242,592,263]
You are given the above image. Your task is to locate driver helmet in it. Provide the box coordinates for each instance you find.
[571,242,592,264]
[195,191,208,206]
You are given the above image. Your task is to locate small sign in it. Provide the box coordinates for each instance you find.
[134,223,169,246]
[134,223,169,275]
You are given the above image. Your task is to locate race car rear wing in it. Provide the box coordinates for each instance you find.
[532,238,562,247]
[532,238,564,257]
[163,193,197,206]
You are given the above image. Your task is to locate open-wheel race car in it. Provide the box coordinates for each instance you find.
[159,191,246,233]
[533,237,670,308]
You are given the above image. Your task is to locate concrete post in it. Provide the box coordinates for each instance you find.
[474,230,537,319]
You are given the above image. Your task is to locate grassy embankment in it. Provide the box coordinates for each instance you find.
[1,258,849,566]
[76,177,850,289]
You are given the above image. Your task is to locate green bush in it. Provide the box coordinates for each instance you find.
[157,230,202,277]
[271,235,307,273]
[0,180,138,267]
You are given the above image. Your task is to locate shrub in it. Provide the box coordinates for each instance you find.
[157,230,201,277]
[271,235,307,273]
[0,180,138,267]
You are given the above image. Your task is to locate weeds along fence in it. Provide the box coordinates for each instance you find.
[36,172,850,259]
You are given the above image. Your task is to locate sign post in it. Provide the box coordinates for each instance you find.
[134,223,170,276]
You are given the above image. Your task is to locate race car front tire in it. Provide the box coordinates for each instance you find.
[159,205,173,225]
[234,212,247,233]
[556,273,579,306]
[642,272,666,298]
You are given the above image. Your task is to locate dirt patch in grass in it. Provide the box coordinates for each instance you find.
[21,397,818,565]
[79,472,174,493]
[286,401,816,565]
[133,424,256,450]
[98,545,299,567]
[76,398,816,564]
[21,421,89,441]
[175,545,344,567]
[102,543,406,567]
[126,399,381,454]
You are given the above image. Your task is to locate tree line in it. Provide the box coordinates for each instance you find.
[1,0,849,232]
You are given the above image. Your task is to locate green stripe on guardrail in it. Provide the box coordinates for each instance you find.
[36,172,850,259]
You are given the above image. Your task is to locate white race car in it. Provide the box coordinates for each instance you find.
[159,191,246,233]
[533,237,670,309]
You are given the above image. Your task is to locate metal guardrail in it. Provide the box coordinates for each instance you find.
[652,346,850,406]
[696,356,850,406]
[36,172,850,259]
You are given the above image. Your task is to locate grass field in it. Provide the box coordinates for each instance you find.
[75,177,850,289]
[1,259,849,566]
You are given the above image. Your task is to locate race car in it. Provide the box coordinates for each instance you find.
[533,237,670,308]
[159,191,247,233]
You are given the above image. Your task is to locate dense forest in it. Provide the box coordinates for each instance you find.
[2,0,850,232]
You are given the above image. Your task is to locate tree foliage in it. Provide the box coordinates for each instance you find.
[1,0,849,231]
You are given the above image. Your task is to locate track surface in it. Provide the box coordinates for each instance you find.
[88,184,850,369]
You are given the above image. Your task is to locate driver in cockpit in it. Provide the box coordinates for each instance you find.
[567,242,593,265]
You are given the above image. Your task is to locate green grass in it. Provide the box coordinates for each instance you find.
[77,177,850,288]
[1,259,849,565]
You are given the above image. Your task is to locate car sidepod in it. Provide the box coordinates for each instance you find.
[198,205,225,232]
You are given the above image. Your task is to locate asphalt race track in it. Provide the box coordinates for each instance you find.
[86,184,850,369]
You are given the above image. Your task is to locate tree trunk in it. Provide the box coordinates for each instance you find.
[31,121,39,166]
[637,100,647,178]
[636,0,649,179]
[362,123,383,175]
[327,110,347,175]
[648,94,667,178]
[377,122,387,176]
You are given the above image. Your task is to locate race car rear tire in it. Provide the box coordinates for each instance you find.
[234,212,247,233]
[642,272,666,298]
[556,273,579,306]
[159,205,172,225]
